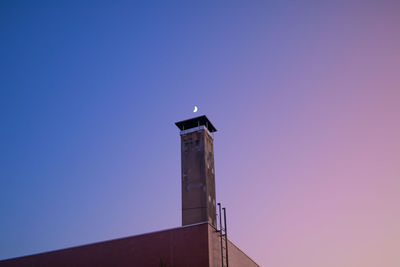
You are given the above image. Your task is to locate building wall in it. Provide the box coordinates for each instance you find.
[0,223,209,267]
[0,223,259,267]
[181,128,217,227]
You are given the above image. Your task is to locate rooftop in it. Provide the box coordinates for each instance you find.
[175,115,217,133]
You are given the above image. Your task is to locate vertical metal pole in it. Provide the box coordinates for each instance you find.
[218,203,223,267]
[223,207,229,267]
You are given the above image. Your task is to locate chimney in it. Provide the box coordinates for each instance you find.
[175,115,217,227]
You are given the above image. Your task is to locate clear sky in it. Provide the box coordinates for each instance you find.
[1,1,399,266]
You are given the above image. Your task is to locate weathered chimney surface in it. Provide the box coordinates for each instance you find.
[175,116,217,227]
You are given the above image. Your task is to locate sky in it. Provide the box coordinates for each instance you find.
[1,1,399,266]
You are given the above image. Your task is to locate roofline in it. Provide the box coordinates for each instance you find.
[0,222,209,262]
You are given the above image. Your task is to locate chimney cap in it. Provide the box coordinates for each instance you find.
[175,115,217,133]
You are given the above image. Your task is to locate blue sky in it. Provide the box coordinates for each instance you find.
[1,2,399,266]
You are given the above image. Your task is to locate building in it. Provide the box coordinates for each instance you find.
[0,116,259,267]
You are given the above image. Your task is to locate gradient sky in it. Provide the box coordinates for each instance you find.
[1,1,399,266]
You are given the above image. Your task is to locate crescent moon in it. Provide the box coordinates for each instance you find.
[193,106,198,112]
